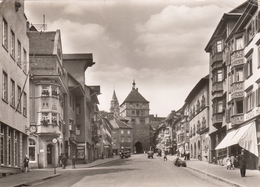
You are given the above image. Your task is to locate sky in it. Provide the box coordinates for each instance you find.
[24,0,246,117]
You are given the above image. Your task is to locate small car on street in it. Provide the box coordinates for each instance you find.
[173,157,187,167]
[147,151,154,159]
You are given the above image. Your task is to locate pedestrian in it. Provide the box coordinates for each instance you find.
[163,152,167,161]
[59,153,63,167]
[230,154,237,170]
[238,149,247,177]
[61,154,67,169]
[226,154,231,170]
[72,155,76,169]
[23,155,29,173]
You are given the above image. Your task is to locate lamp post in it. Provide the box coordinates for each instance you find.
[52,138,58,174]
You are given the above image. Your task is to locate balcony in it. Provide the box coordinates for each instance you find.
[231,50,243,64]
[212,113,224,129]
[231,114,244,127]
[231,82,244,94]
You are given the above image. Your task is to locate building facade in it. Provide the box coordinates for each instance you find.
[185,75,210,162]
[120,81,150,153]
[205,0,260,169]
[0,0,30,175]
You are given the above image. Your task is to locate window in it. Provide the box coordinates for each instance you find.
[257,87,260,106]
[10,30,15,58]
[2,71,8,101]
[51,86,58,97]
[235,67,243,82]
[121,137,124,142]
[23,49,27,72]
[14,131,18,166]
[127,130,130,134]
[132,110,135,115]
[232,100,243,115]
[217,69,222,82]
[0,124,4,165]
[216,40,222,52]
[29,139,36,161]
[42,85,49,96]
[76,125,80,135]
[17,40,21,66]
[76,103,80,114]
[10,79,15,107]
[217,100,223,113]
[23,92,27,116]
[245,91,254,112]
[121,130,124,134]
[247,22,254,43]
[2,18,8,49]
[258,45,260,68]
[245,57,253,78]
[51,113,57,124]
[17,86,21,112]
[235,37,243,50]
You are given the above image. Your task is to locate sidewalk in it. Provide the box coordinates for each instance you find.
[1,155,260,187]
[166,155,260,187]
[0,156,120,187]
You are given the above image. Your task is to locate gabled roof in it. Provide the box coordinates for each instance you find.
[121,89,149,106]
[109,117,132,129]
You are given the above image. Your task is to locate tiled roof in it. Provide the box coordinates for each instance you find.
[28,31,57,55]
[121,88,149,105]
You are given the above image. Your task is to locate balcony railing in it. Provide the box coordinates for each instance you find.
[231,50,243,64]
[231,82,244,93]
[231,114,244,127]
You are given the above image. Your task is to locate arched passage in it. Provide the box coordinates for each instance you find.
[135,142,143,154]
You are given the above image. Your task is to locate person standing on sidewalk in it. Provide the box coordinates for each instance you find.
[230,154,237,170]
[238,149,247,177]
[163,152,167,161]
[61,154,67,169]
[72,155,76,169]
[23,155,29,173]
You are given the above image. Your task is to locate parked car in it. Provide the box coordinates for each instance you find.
[147,151,154,159]
[173,157,187,167]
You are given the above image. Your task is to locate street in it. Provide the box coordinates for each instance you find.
[32,154,232,187]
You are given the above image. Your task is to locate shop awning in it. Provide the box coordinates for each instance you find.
[215,122,258,157]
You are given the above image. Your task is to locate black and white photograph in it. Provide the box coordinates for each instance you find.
[0,0,260,186]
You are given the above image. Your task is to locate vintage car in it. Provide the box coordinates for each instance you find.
[147,151,154,159]
[173,157,187,167]
[119,151,130,159]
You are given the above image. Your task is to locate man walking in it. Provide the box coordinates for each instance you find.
[238,149,247,177]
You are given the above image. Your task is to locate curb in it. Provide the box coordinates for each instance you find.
[13,173,61,187]
[187,166,246,187]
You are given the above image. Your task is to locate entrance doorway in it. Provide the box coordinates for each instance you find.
[47,144,53,164]
[135,142,143,154]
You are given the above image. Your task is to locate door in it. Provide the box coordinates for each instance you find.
[47,144,53,164]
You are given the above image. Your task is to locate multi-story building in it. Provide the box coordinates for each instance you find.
[205,0,260,169]
[185,75,210,162]
[0,0,30,175]
[27,29,68,168]
[120,81,150,153]
[63,54,96,164]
